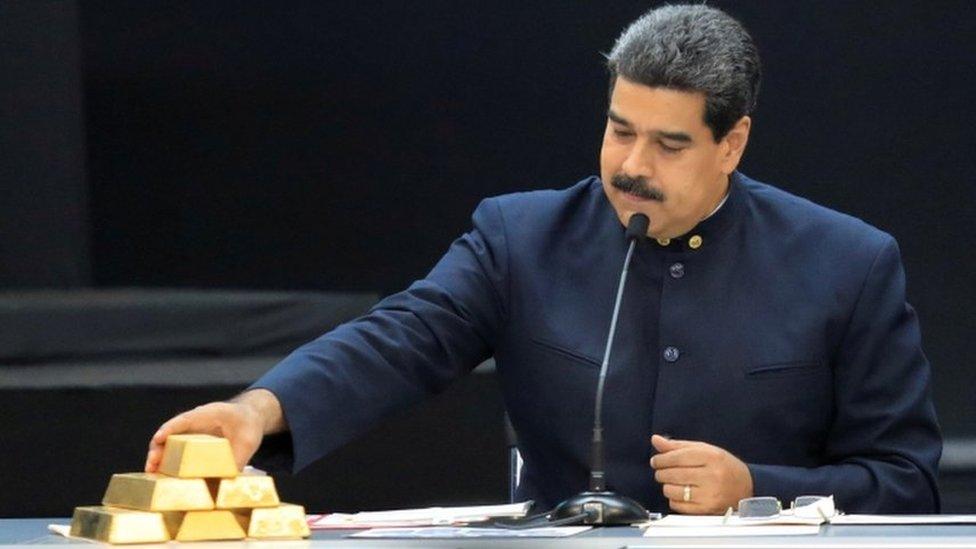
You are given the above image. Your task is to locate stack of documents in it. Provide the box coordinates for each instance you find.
[308,502,533,529]
[831,515,976,525]
[642,513,976,537]
[350,526,590,539]
[643,513,823,537]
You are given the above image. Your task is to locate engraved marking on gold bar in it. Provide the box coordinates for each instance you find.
[70,506,170,544]
[159,434,238,478]
[209,473,280,509]
[102,472,214,511]
[161,510,247,541]
[238,503,311,539]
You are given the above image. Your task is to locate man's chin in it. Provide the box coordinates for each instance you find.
[615,201,656,224]
[612,210,655,237]
[635,211,679,239]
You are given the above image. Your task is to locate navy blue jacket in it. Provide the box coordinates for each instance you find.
[252,172,941,513]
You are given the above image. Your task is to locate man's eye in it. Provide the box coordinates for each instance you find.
[613,129,635,138]
[660,142,684,154]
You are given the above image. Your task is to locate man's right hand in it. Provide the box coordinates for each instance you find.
[144,389,285,473]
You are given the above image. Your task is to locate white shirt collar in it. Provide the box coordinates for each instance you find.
[701,189,730,222]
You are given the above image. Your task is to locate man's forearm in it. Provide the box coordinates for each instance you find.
[232,388,288,435]
[748,459,939,513]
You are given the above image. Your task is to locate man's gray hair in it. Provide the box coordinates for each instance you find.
[607,4,761,141]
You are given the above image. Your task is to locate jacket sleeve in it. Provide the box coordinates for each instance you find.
[747,236,942,513]
[249,197,510,473]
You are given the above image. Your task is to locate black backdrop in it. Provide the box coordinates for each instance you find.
[0,0,89,287]
[2,0,975,470]
[77,0,976,437]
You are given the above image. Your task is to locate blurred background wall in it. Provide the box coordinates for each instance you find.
[2,0,974,512]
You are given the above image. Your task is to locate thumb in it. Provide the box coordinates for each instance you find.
[229,431,262,471]
[651,434,694,453]
[231,442,254,471]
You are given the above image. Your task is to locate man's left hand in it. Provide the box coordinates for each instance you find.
[650,434,754,514]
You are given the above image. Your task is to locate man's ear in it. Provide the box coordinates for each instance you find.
[719,116,751,174]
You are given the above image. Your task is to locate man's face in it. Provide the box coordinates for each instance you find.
[600,76,742,239]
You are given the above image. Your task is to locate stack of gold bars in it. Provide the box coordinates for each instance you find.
[69,434,311,544]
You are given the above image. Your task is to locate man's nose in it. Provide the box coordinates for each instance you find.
[621,141,654,178]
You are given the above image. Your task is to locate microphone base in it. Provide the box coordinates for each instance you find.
[550,491,650,525]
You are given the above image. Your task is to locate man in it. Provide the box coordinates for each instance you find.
[146,5,941,514]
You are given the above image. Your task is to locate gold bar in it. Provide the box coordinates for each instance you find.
[236,503,311,539]
[70,506,170,544]
[162,510,247,541]
[158,434,238,478]
[102,472,214,511]
[209,472,280,509]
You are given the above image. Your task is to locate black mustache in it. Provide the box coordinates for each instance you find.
[611,174,665,201]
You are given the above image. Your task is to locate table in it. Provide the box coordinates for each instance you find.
[6,519,976,548]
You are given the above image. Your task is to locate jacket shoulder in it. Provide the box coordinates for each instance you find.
[476,176,605,230]
[741,175,894,254]
[488,176,602,212]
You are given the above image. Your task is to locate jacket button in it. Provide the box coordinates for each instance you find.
[669,262,685,279]
[663,346,680,363]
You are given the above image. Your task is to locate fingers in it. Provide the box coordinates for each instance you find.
[650,434,695,453]
[229,429,262,471]
[650,435,706,469]
[651,446,708,469]
[661,482,694,502]
[157,406,226,440]
[649,437,755,515]
[654,466,701,486]
[144,443,164,473]
[663,484,728,515]
[666,500,700,515]
[144,404,232,473]
[661,484,706,514]
[144,402,265,473]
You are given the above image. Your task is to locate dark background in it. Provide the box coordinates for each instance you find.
[2,0,975,511]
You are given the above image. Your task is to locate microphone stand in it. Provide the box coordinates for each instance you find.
[549,213,651,525]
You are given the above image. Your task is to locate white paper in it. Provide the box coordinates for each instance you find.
[647,513,824,527]
[831,514,976,525]
[47,524,97,543]
[643,525,821,537]
[309,501,532,528]
[350,526,591,538]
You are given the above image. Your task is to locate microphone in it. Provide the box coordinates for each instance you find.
[625,213,649,240]
[549,213,652,525]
